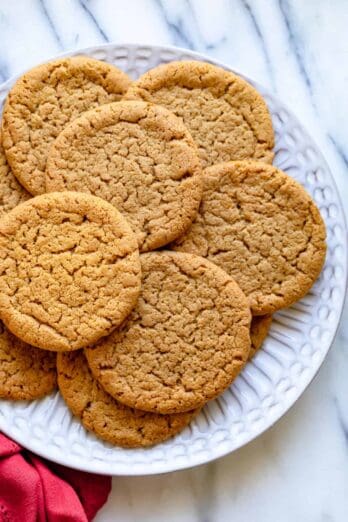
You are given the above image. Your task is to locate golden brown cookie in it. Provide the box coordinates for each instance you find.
[249,314,272,360]
[0,132,31,217]
[2,56,131,195]
[46,101,203,252]
[0,192,141,352]
[57,351,197,448]
[124,60,274,168]
[85,251,251,414]
[0,320,56,400]
[172,161,327,315]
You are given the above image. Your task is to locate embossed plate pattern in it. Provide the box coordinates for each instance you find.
[0,44,346,475]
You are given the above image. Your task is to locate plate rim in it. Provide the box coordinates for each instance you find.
[0,42,347,476]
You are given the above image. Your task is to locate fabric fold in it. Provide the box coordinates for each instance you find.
[0,433,111,522]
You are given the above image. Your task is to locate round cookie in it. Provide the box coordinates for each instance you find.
[0,320,56,400]
[0,192,141,352]
[57,351,197,448]
[0,132,31,218]
[85,251,251,414]
[172,161,327,315]
[249,314,272,360]
[2,56,131,195]
[124,60,274,168]
[46,101,203,252]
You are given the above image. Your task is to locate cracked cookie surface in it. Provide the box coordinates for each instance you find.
[57,351,197,448]
[46,101,203,252]
[172,161,327,315]
[124,60,274,168]
[0,132,31,217]
[85,251,251,414]
[249,314,272,360]
[0,192,141,351]
[2,56,131,195]
[0,320,56,400]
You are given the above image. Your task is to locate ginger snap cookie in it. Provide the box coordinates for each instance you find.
[249,315,272,360]
[0,320,56,400]
[85,251,251,414]
[172,161,327,315]
[57,351,197,448]
[0,132,31,218]
[0,192,141,352]
[2,56,131,195]
[46,101,203,252]
[124,60,274,168]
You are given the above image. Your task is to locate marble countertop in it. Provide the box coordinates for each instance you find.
[1,1,347,520]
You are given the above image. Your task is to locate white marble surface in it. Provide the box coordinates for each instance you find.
[0,0,347,520]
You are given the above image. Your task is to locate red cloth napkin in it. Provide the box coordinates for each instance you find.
[0,433,111,522]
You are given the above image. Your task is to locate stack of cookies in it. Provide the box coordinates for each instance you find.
[0,57,326,448]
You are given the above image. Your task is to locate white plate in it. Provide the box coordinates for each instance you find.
[0,44,346,476]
